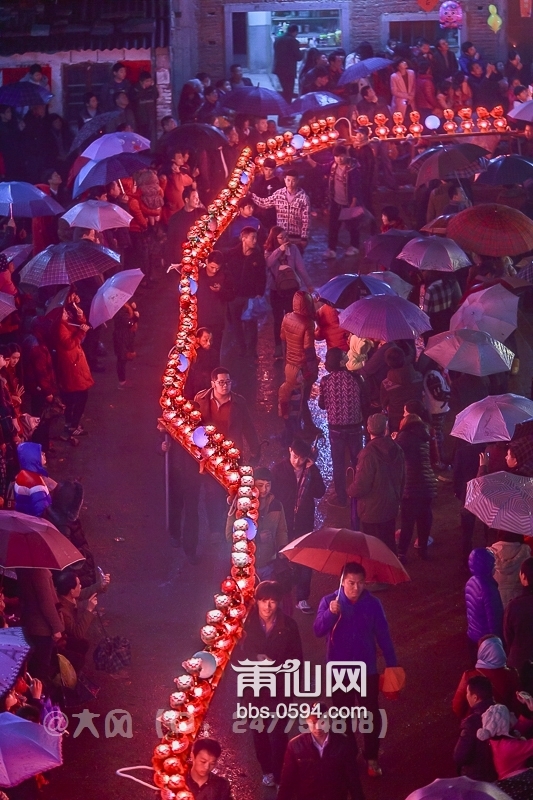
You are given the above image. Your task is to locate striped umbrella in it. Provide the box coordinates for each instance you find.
[451,394,533,443]
[339,295,431,340]
[19,242,120,288]
[465,471,533,535]
[450,284,519,343]
[280,527,410,585]
[424,329,514,376]
[398,236,471,272]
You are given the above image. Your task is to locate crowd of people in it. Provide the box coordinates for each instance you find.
[1,34,533,800]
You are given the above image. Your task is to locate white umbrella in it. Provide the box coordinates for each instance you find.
[81,131,150,160]
[367,271,412,300]
[450,284,519,342]
[61,199,132,232]
[451,394,533,443]
[465,471,533,534]
[89,269,143,328]
[398,236,471,272]
[424,329,514,376]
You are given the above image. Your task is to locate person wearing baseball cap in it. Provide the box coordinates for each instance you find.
[348,413,405,553]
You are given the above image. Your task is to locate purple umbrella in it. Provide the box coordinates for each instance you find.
[405,776,513,800]
[73,153,151,197]
[81,132,150,160]
[0,712,62,786]
[0,81,52,107]
[222,86,291,117]
[317,273,396,308]
[1,245,33,269]
[338,58,391,86]
[89,269,144,328]
[0,183,63,218]
[339,295,431,340]
[19,242,120,288]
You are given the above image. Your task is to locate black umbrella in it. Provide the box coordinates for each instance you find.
[0,82,52,107]
[222,86,290,117]
[475,155,533,186]
[364,231,419,270]
[163,123,230,155]
[69,111,122,154]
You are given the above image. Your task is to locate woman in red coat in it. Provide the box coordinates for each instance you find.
[54,309,94,437]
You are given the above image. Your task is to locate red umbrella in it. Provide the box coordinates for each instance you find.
[280,527,410,585]
[447,204,533,256]
[0,512,84,569]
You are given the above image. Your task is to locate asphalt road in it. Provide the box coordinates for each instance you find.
[39,209,519,800]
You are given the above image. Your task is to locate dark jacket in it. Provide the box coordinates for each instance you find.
[328,159,362,207]
[185,347,218,400]
[504,588,533,671]
[396,418,437,498]
[360,340,415,406]
[132,82,158,139]
[453,698,497,780]
[197,267,232,331]
[273,33,303,78]
[194,388,260,457]
[186,771,232,800]
[16,567,64,637]
[453,441,486,505]
[277,732,365,800]
[380,364,424,433]
[432,49,459,85]
[223,243,266,299]
[314,587,397,675]
[250,173,284,199]
[465,548,504,643]
[271,458,325,539]
[348,436,405,523]
[165,207,203,267]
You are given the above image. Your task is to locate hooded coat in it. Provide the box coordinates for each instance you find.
[14,442,51,517]
[396,418,437,498]
[490,541,532,608]
[380,363,424,432]
[54,319,94,393]
[348,436,405,523]
[281,291,317,373]
[465,548,504,643]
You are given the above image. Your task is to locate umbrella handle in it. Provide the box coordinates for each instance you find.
[116,766,158,790]
[9,203,12,220]
[118,178,124,194]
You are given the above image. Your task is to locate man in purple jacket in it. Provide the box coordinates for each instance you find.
[313,562,398,778]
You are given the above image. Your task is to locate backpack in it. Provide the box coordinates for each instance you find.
[275,266,299,294]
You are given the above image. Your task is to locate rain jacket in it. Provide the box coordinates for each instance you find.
[14,442,52,517]
[314,587,397,675]
[348,435,405,523]
[54,319,94,393]
[465,548,504,643]
[315,304,349,351]
[396,418,437,498]
[489,541,532,608]
[281,291,318,376]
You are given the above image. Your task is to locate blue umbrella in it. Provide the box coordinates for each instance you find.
[0,81,52,107]
[318,273,396,308]
[475,155,533,186]
[73,152,151,197]
[222,86,291,117]
[0,182,64,218]
[338,58,391,86]
[291,92,342,114]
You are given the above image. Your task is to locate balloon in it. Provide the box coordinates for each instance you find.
[291,134,305,150]
[425,115,441,130]
[192,426,208,448]
[240,173,249,185]
[177,354,189,372]
[439,0,463,28]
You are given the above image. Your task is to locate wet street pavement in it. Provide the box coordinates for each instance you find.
[40,211,508,800]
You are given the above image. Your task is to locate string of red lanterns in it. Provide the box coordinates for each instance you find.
[153,105,508,797]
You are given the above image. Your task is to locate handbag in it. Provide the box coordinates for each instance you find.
[93,615,131,674]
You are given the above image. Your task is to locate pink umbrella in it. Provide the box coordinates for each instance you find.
[1,245,33,269]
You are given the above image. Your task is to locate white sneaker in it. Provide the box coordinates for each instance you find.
[323,249,337,258]
[345,246,359,256]
[295,600,314,614]
[414,536,434,548]
[262,774,276,787]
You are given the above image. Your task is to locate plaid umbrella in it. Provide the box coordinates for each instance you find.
[451,394,533,443]
[415,144,489,187]
[19,242,120,288]
[0,81,52,107]
[73,153,151,197]
[339,295,431,340]
[0,628,31,696]
[69,111,122,153]
[447,204,533,256]
[317,273,396,308]
[406,776,514,800]
[222,86,291,117]
[81,131,150,160]
[476,155,533,186]
[291,92,342,114]
[0,293,16,323]
[450,284,519,342]
[465,471,533,535]
[409,146,445,173]
[424,329,514,376]
[398,236,471,272]
[339,58,391,85]
[519,261,533,283]
[0,183,64,218]
[280,527,410,584]
[364,230,419,270]
[508,100,533,123]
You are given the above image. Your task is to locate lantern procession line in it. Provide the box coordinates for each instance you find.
[150,109,511,798]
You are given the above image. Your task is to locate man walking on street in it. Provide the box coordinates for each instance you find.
[272,438,325,614]
[223,227,266,358]
[314,562,398,777]
[348,413,405,553]
[278,290,318,435]
[324,145,363,259]
[273,24,304,103]
[251,171,310,250]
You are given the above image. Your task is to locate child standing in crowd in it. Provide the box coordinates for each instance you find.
[113,301,140,389]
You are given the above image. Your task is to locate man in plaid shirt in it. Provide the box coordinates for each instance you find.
[420,274,461,335]
[250,171,310,249]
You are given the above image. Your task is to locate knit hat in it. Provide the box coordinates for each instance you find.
[477,704,514,740]
[476,636,507,670]
[367,413,388,436]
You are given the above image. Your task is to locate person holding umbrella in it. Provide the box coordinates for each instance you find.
[314,562,399,777]
[53,306,93,441]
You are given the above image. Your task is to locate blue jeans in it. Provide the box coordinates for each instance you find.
[329,426,363,504]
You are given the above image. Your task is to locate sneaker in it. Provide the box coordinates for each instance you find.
[345,246,359,256]
[118,380,131,389]
[323,249,337,258]
[367,760,383,778]
[295,600,314,615]
[414,536,433,548]
[69,426,88,437]
[262,774,276,787]
[437,473,452,483]
[327,495,348,508]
